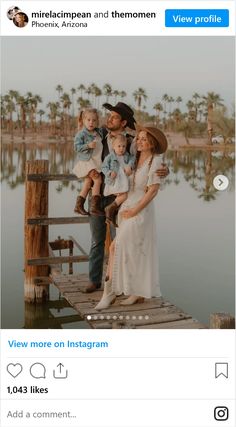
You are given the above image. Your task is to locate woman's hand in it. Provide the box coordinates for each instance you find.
[89,169,100,179]
[121,207,138,219]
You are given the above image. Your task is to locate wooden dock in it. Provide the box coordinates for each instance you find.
[24,160,234,330]
[52,272,207,329]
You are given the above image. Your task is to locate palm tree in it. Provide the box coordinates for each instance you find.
[162,94,169,127]
[120,90,127,100]
[167,96,174,116]
[70,88,76,118]
[103,83,113,103]
[176,96,182,109]
[77,97,91,110]
[77,84,85,99]
[113,90,119,104]
[17,95,28,140]
[186,100,195,121]
[4,94,15,140]
[26,93,42,133]
[153,102,163,125]
[61,93,72,140]
[0,95,7,129]
[56,85,63,102]
[202,92,224,144]
[94,86,102,109]
[133,87,147,111]
[37,110,45,129]
[47,102,60,135]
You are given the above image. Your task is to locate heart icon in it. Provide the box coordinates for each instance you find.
[7,363,23,378]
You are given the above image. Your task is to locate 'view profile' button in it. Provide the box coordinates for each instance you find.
[165,9,229,27]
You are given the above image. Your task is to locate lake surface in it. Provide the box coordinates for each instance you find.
[1,142,235,328]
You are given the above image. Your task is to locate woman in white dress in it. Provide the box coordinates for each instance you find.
[95,125,168,310]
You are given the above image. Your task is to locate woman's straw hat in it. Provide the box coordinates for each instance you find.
[136,124,168,154]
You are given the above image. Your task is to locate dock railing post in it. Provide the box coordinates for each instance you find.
[24,160,49,303]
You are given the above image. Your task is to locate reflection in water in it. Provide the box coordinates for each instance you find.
[1,142,235,328]
[1,142,235,200]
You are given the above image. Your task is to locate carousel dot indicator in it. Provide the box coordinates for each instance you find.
[145,315,149,320]
[87,315,92,320]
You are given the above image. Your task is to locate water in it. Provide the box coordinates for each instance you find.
[1,142,235,328]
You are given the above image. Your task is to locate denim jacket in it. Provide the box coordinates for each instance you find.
[102,150,135,185]
[74,127,103,161]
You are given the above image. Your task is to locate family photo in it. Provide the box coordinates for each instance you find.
[1,36,235,329]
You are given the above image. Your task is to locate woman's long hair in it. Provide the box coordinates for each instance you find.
[132,132,157,190]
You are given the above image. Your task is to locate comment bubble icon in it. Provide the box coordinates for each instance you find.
[30,363,46,379]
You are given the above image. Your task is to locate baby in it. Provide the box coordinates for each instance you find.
[102,134,135,226]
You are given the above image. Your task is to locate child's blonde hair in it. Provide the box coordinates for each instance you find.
[78,108,99,130]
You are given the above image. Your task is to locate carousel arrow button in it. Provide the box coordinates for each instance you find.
[213,175,229,191]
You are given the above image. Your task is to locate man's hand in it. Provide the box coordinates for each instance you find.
[89,169,100,179]
[88,140,96,149]
[124,166,132,176]
[110,171,117,179]
[156,163,169,178]
[121,208,138,219]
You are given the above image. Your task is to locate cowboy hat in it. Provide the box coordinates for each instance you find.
[103,102,136,130]
[136,124,168,154]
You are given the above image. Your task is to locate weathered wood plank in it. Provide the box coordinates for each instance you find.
[28,255,88,266]
[27,173,78,182]
[28,217,89,225]
[74,301,175,317]
[51,272,207,329]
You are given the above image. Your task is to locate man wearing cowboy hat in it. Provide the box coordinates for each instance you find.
[85,102,168,293]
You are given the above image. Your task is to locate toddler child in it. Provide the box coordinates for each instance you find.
[73,108,104,216]
[102,134,135,226]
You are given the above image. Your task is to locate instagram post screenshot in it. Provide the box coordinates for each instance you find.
[0,1,235,426]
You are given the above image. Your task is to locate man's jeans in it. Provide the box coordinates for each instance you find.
[88,195,115,284]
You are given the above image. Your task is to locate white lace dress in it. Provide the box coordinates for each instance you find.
[112,155,162,298]
[73,134,103,179]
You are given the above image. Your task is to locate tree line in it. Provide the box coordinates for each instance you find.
[1,84,235,144]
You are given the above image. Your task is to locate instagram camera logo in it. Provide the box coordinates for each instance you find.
[214,407,229,421]
[7,5,29,28]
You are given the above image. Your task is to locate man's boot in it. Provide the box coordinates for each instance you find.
[89,195,104,216]
[105,202,119,227]
[74,196,89,215]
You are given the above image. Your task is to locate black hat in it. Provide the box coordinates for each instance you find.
[103,102,136,130]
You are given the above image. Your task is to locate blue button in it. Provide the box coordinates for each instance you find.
[165,9,229,27]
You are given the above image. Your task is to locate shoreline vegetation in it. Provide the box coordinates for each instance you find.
[1,85,235,147]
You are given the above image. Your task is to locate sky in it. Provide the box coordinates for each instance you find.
[1,36,235,114]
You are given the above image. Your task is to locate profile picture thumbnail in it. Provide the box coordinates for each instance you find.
[7,5,20,20]
[13,12,29,28]
[7,6,29,28]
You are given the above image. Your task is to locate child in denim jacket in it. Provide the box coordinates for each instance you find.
[73,108,104,216]
[102,134,135,226]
